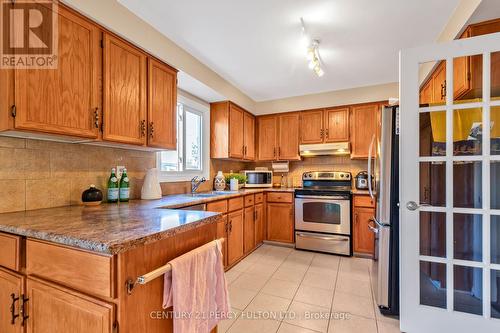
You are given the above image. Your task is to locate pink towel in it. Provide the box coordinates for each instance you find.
[163,239,231,333]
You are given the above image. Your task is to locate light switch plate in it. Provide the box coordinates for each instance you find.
[116,165,125,180]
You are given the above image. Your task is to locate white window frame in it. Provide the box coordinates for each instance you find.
[157,94,210,182]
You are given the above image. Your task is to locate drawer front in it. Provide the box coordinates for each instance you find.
[0,232,21,271]
[26,240,114,298]
[207,200,228,213]
[244,195,255,207]
[266,192,293,203]
[255,193,263,204]
[353,195,376,208]
[228,197,244,212]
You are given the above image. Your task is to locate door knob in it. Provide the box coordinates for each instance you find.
[406,201,420,211]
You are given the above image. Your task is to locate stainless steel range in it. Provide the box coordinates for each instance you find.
[295,171,352,256]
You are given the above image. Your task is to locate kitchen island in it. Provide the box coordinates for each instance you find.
[0,201,222,333]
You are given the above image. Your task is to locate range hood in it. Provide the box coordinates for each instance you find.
[299,142,351,156]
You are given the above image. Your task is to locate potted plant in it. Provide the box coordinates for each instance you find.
[224,173,247,190]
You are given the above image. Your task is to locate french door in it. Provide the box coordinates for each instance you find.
[400,32,500,332]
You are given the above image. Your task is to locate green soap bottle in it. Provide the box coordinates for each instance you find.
[107,168,119,203]
[119,168,130,202]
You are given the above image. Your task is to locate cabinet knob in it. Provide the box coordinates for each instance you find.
[140,120,146,137]
[20,294,29,327]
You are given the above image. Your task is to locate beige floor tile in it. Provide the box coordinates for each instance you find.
[228,317,281,333]
[261,278,301,300]
[280,261,310,274]
[273,266,307,283]
[218,309,241,333]
[226,269,243,285]
[245,293,292,316]
[231,273,270,292]
[302,271,336,291]
[246,262,279,277]
[377,319,402,333]
[232,258,256,272]
[337,270,370,283]
[278,322,320,333]
[310,254,340,270]
[229,285,258,310]
[284,301,330,333]
[335,275,372,298]
[332,291,375,319]
[294,285,334,309]
[307,266,338,277]
[327,314,377,333]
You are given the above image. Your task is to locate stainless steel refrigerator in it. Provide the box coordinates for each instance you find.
[369,105,400,316]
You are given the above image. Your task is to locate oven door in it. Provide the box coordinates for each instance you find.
[295,195,351,235]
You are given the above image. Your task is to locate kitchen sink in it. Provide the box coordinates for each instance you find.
[190,191,238,197]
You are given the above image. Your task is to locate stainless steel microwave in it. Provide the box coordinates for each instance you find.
[241,170,273,188]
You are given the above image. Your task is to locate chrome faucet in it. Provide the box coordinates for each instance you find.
[191,176,206,193]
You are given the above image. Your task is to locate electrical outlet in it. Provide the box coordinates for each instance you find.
[116,166,125,180]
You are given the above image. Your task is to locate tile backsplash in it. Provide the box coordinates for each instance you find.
[0,136,367,213]
[0,137,155,213]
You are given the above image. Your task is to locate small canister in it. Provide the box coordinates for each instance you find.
[229,178,239,191]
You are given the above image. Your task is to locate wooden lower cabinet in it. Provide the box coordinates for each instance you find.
[243,207,255,254]
[227,210,244,266]
[353,206,376,256]
[216,215,229,267]
[266,203,294,243]
[255,204,264,245]
[0,268,24,333]
[26,277,114,333]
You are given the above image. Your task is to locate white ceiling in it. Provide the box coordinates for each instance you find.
[119,0,461,102]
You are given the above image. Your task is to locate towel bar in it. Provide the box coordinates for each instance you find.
[126,238,225,295]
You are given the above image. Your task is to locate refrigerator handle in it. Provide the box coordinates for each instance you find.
[367,134,375,199]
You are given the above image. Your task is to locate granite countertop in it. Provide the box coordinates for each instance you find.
[0,187,296,255]
[0,203,221,255]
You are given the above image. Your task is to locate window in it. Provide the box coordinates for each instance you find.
[157,95,209,182]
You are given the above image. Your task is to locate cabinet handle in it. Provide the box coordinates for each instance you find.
[93,108,99,129]
[320,129,324,139]
[278,147,281,157]
[273,147,276,158]
[10,293,19,325]
[325,129,329,139]
[440,80,447,100]
[140,120,146,137]
[229,221,232,232]
[225,221,228,233]
[149,122,154,139]
[20,294,29,326]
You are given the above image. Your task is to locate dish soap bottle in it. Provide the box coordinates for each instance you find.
[107,168,119,203]
[119,168,130,202]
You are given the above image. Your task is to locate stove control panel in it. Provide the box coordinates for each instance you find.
[302,171,352,181]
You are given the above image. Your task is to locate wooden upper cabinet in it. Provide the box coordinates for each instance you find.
[229,104,244,159]
[147,58,177,149]
[324,107,349,142]
[350,103,379,159]
[420,79,433,105]
[300,110,323,144]
[243,112,255,160]
[277,113,300,161]
[14,5,100,138]
[26,278,114,333]
[210,101,254,160]
[103,33,147,146]
[257,116,278,161]
[432,62,446,104]
[0,268,24,333]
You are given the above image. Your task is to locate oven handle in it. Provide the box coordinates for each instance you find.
[296,233,349,241]
[295,195,349,200]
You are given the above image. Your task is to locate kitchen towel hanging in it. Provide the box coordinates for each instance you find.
[163,239,230,333]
